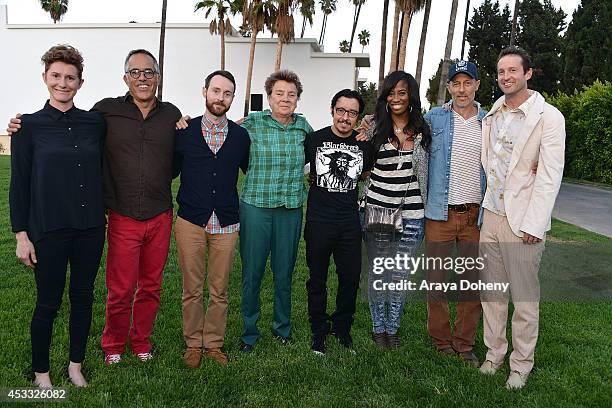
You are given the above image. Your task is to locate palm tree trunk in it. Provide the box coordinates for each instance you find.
[397,10,412,71]
[349,4,362,52]
[436,0,459,105]
[415,0,431,86]
[378,0,390,90]
[389,3,401,73]
[157,0,168,100]
[460,0,471,59]
[220,15,226,69]
[301,16,306,38]
[319,14,326,44]
[275,40,283,70]
[510,0,519,45]
[244,31,258,117]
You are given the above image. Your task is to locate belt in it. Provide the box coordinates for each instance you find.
[448,203,480,213]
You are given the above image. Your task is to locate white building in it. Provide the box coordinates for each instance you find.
[0,4,369,154]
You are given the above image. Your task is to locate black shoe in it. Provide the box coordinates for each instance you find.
[311,335,326,356]
[334,332,356,354]
[372,332,389,349]
[387,333,401,349]
[271,331,293,345]
[239,341,254,353]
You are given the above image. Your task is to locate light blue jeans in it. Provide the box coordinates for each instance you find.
[366,218,425,335]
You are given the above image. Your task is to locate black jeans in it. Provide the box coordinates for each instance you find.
[31,227,105,373]
[304,220,362,337]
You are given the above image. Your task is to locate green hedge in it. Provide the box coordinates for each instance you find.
[547,81,612,184]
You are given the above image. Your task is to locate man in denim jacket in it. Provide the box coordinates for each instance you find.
[423,61,486,366]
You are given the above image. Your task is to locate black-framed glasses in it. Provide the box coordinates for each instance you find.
[334,107,359,118]
[126,68,157,79]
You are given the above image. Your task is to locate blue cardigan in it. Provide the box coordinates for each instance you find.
[173,116,250,227]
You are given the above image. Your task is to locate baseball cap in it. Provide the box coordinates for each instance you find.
[448,60,478,81]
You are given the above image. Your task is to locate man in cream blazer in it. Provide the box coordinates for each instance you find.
[478,46,565,390]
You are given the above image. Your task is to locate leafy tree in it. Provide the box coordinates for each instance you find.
[561,0,612,93]
[39,0,68,23]
[339,40,350,53]
[465,0,511,107]
[426,58,458,107]
[515,0,566,96]
[358,29,370,52]
[357,82,377,117]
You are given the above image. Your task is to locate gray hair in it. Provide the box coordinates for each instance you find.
[123,49,160,74]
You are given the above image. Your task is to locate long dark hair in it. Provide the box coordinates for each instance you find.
[372,71,431,155]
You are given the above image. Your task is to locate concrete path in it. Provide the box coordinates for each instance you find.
[553,182,612,238]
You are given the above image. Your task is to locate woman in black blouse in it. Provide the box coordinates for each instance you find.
[10,45,106,388]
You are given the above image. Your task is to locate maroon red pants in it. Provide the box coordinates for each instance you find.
[101,209,172,355]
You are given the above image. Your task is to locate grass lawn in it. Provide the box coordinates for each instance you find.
[0,155,610,407]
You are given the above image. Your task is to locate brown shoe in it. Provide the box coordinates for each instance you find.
[386,333,401,349]
[458,350,480,368]
[438,347,456,356]
[183,347,201,368]
[205,348,228,366]
[372,332,388,349]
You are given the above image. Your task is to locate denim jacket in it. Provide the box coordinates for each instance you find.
[424,100,487,221]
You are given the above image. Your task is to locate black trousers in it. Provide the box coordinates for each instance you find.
[304,220,362,336]
[31,227,105,373]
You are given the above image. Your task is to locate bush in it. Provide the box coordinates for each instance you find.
[547,81,612,184]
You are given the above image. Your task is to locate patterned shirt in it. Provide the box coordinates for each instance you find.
[241,109,313,208]
[448,110,482,205]
[201,114,239,234]
[483,91,537,215]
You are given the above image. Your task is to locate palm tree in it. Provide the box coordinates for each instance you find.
[348,0,366,52]
[299,0,316,38]
[195,0,236,69]
[157,0,168,100]
[358,29,370,52]
[415,0,432,86]
[318,0,337,46]
[388,2,401,72]
[436,0,459,105]
[243,0,276,116]
[460,0,470,59]
[396,0,426,71]
[510,0,520,45]
[273,0,297,71]
[39,0,68,23]
[378,0,390,89]
[339,40,350,53]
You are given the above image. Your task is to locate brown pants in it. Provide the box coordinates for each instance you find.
[175,216,238,349]
[479,209,544,374]
[425,206,481,353]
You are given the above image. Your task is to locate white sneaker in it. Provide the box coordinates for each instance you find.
[479,360,502,375]
[506,370,529,389]
[104,354,122,365]
[137,352,153,362]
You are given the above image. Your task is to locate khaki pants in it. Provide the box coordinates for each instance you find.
[480,209,545,373]
[175,216,238,349]
[425,206,481,353]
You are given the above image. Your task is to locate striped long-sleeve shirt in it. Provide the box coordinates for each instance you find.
[366,142,424,219]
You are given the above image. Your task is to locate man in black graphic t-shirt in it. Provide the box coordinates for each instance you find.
[304,89,373,355]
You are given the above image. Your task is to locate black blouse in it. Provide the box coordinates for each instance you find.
[10,101,107,243]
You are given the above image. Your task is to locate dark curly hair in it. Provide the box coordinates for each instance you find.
[41,44,84,78]
[372,71,431,155]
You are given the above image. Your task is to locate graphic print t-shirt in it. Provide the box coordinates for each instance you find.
[304,126,374,223]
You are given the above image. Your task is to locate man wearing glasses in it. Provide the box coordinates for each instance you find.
[303,89,373,355]
[94,49,182,365]
[6,49,181,365]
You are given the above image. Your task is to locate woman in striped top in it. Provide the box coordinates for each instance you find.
[364,71,431,349]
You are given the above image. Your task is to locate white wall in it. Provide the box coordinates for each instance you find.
[0,5,368,137]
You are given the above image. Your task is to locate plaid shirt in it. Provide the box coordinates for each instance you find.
[241,109,313,208]
[201,114,239,234]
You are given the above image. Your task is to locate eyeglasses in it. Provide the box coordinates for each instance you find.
[334,107,359,118]
[126,68,157,79]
